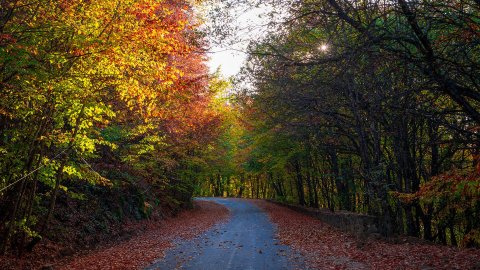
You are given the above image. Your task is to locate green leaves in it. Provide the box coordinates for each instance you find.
[0,0,221,254]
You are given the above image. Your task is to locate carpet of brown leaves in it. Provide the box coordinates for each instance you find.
[1,201,229,270]
[58,200,229,270]
[254,200,480,270]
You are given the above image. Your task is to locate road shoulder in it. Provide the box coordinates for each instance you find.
[254,200,480,270]
[55,201,229,270]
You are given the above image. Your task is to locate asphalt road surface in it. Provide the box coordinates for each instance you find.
[146,198,304,270]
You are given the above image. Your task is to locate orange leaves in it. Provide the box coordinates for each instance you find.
[58,201,229,270]
[85,0,225,164]
[256,200,480,270]
[393,164,480,247]
[417,169,480,202]
[392,167,480,238]
[103,0,205,120]
[6,0,223,176]
[0,33,16,45]
[390,191,417,205]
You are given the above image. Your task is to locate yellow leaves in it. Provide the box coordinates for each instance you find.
[390,191,417,205]
[3,0,214,180]
[66,0,201,122]
[80,165,113,187]
[63,165,82,178]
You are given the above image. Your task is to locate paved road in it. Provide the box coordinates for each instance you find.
[146,198,303,270]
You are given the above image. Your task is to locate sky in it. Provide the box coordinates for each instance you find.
[205,5,276,78]
[208,48,246,78]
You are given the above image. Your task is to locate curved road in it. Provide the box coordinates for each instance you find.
[146,198,304,270]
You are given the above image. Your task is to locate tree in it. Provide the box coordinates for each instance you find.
[0,0,223,254]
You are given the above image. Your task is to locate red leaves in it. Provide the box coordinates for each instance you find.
[0,201,229,270]
[59,201,228,270]
[254,200,480,270]
[393,166,480,247]
[0,34,16,45]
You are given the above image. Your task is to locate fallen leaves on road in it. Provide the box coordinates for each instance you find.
[55,201,229,270]
[254,200,480,270]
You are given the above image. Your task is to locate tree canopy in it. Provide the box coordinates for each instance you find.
[1,0,479,256]
[0,0,227,254]
[196,0,480,247]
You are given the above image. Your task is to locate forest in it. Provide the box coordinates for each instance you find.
[196,0,480,248]
[0,0,479,265]
[0,0,229,256]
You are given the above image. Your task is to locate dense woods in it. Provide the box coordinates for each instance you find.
[196,0,480,248]
[1,0,480,263]
[0,0,226,255]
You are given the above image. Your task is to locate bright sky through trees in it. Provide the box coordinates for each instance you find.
[2,1,480,268]
[206,5,275,77]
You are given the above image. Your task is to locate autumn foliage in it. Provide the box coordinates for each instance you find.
[0,0,224,256]
[255,200,480,270]
[196,0,480,249]
[395,159,480,247]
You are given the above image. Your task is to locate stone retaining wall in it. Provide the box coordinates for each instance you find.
[268,200,379,237]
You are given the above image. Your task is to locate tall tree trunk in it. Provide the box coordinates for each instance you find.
[305,169,315,207]
[41,104,85,236]
[294,160,306,206]
[237,174,245,198]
